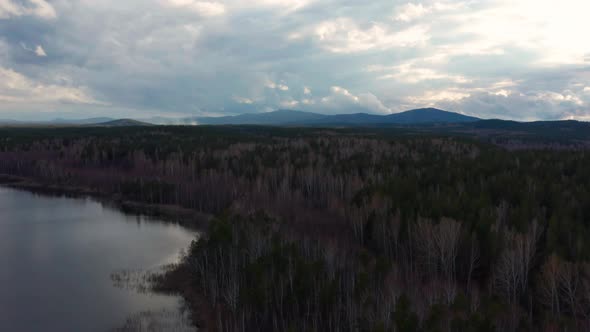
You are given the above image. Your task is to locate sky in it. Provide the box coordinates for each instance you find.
[0,0,589,121]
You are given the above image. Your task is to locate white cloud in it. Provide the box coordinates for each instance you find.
[357,92,391,114]
[312,18,430,53]
[407,90,471,105]
[34,45,47,57]
[404,79,523,108]
[265,80,289,91]
[394,2,467,22]
[534,91,584,106]
[29,0,55,18]
[248,0,313,12]
[489,80,519,90]
[303,86,311,95]
[584,87,590,93]
[280,99,299,108]
[0,0,56,19]
[164,0,225,16]
[388,0,590,65]
[435,88,588,121]
[20,43,47,57]
[493,89,511,97]
[369,62,470,84]
[443,0,590,64]
[394,3,430,22]
[328,86,358,101]
[233,96,253,104]
[0,67,101,105]
[316,86,390,114]
[0,0,20,18]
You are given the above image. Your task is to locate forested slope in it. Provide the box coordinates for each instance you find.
[1,126,590,331]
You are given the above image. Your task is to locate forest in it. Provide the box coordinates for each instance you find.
[1,125,590,331]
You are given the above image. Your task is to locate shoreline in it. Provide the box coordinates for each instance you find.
[150,263,215,330]
[0,174,212,231]
[0,174,213,331]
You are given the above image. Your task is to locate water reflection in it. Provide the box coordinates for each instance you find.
[0,186,198,332]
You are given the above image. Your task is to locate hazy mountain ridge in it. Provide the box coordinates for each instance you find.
[194,109,328,125]
[90,119,154,127]
[2,109,587,133]
[193,108,480,126]
[51,117,115,125]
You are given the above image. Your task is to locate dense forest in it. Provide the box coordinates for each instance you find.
[2,125,590,331]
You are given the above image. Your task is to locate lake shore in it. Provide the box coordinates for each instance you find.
[0,174,211,230]
[0,174,213,331]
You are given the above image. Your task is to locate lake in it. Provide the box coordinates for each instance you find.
[0,186,198,331]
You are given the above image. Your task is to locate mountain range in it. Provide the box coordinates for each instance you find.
[0,108,481,127]
[193,108,480,126]
[4,108,590,146]
[4,109,589,132]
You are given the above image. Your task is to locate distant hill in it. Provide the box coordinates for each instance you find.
[91,119,153,127]
[386,108,480,124]
[50,117,115,125]
[0,108,482,127]
[0,118,152,127]
[194,109,328,125]
[301,112,384,125]
[194,108,480,126]
[0,108,481,127]
[0,119,24,125]
[139,116,191,125]
[304,108,479,125]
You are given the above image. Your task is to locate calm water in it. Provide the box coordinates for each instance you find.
[0,186,198,331]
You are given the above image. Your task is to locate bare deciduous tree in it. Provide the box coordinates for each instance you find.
[538,254,562,316]
[494,220,542,304]
[415,218,462,281]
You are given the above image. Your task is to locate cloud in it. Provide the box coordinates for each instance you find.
[34,45,46,56]
[368,61,471,84]
[315,86,391,114]
[0,67,101,105]
[280,99,299,108]
[20,43,48,58]
[394,3,430,22]
[443,0,590,64]
[310,18,430,53]
[0,0,56,19]
[233,96,254,104]
[328,86,358,101]
[164,0,225,16]
[265,80,289,91]
[407,89,471,105]
[0,0,589,121]
[394,1,467,22]
[248,0,314,12]
[437,89,588,121]
[399,76,588,120]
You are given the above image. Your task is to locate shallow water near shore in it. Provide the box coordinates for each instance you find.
[0,186,198,331]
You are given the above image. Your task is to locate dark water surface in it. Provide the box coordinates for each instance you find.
[0,186,198,331]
